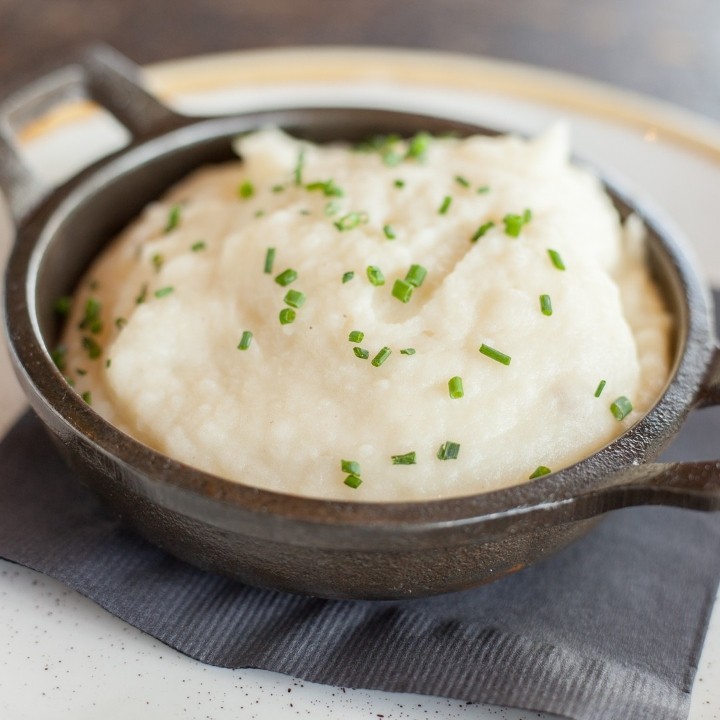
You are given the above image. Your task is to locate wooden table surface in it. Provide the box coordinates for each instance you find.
[1,0,719,120]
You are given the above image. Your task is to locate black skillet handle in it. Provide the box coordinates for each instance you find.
[0,45,190,225]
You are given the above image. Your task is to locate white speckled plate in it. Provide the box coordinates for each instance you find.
[1,47,719,719]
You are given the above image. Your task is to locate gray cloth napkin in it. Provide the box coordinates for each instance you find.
[3,300,720,720]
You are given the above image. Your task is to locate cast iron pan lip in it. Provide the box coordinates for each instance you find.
[4,106,717,531]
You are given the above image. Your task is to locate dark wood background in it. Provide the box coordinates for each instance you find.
[1,0,719,120]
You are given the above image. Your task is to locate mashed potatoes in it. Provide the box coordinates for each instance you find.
[58,126,671,501]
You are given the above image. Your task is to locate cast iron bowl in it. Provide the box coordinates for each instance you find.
[2,47,720,600]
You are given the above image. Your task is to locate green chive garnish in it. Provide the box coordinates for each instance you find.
[371,346,392,367]
[164,204,181,233]
[136,284,148,304]
[394,179,405,188]
[293,149,305,186]
[324,200,341,216]
[392,451,416,465]
[392,279,414,303]
[334,212,366,232]
[383,224,396,240]
[548,249,566,271]
[50,345,67,371]
[529,466,551,479]
[479,343,511,366]
[540,294,553,316]
[438,195,452,215]
[154,286,174,298]
[353,347,369,360]
[305,179,344,197]
[341,459,361,477]
[503,212,528,237]
[437,441,460,460]
[471,221,495,242]
[238,181,255,199]
[115,317,127,330]
[366,266,385,286]
[79,297,102,334]
[344,475,362,489]
[476,185,491,194]
[151,253,164,272]
[400,348,416,355]
[76,368,87,376]
[284,289,306,308]
[279,308,296,325]
[81,336,102,360]
[191,240,206,252]
[342,271,355,283]
[53,296,72,317]
[275,268,298,286]
[610,396,633,421]
[81,391,92,405]
[455,175,470,188]
[237,331,253,350]
[594,380,607,398]
[105,359,112,368]
[405,264,427,288]
[348,330,364,343]
[448,376,464,399]
[406,132,431,160]
[264,247,276,274]
[271,184,286,193]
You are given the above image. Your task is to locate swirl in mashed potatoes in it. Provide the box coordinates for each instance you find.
[57,126,671,501]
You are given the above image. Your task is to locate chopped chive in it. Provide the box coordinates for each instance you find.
[264,247,276,274]
[105,359,112,368]
[50,345,67,371]
[151,253,164,272]
[81,391,92,405]
[76,368,87,376]
[255,209,266,218]
[392,278,414,303]
[342,271,355,283]
[154,286,174,298]
[353,347,369,360]
[238,180,255,199]
[523,208,532,223]
[381,150,403,167]
[136,284,148,304]
[503,212,527,237]
[471,221,495,242]
[271,183,286,193]
[454,175,470,188]
[405,264,427,288]
[448,376,464,399]
[324,200,342,216]
[279,308,296,325]
[284,289,306,308]
[237,331,253,350]
[79,297,102,334]
[391,451,416,465]
[371,346,392,367]
[547,249,566,271]
[191,240,206,252]
[479,343,511,366]
[610,396,633,421]
[348,330,365,343]
[88,280,99,291]
[406,131,431,161]
[437,441,460,460]
[341,459,361,477]
[115,317,127,330]
[476,185,491,194]
[438,195,452,215]
[53,296,72,317]
[394,178,405,188]
[383,224,396,240]
[594,380,607,398]
[366,265,385,286]
[400,348,416,355]
[344,475,362,489]
[275,268,298,286]
[293,149,305,186]
[539,294,553,316]
[529,465,551,479]
[334,211,367,232]
[164,204,182,233]
[81,336,102,360]
[298,209,311,216]
[305,179,344,197]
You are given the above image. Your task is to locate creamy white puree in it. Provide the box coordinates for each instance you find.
[60,126,671,501]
